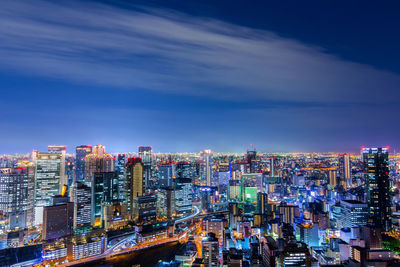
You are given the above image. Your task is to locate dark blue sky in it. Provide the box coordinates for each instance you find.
[1,0,400,154]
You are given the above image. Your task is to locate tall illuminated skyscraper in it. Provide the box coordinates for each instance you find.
[71,182,91,230]
[138,146,152,189]
[84,144,114,185]
[0,167,34,229]
[114,154,127,202]
[91,172,119,227]
[201,149,213,186]
[75,145,92,183]
[126,158,144,214]
[246,146,257,173]
[33,146,66,225]
[158,163,173,188]
[339,153,351,188]
[362,147,392,231]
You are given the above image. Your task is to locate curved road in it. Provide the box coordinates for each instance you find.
[63,205,202,266]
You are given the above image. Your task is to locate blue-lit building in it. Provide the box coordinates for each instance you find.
[75,145,92,183]
[159,164,173,188]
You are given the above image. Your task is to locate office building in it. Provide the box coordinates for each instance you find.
[281,242,311,267]
[75,145,92,183]
[84,144,114,185]
[158,164,173,188]
[246,147,257,173]
[42,194,74,241]
[279,202,299,225]
[201,149,213,186]
[340,200,368,228]
[229,179,242,201]
[328,169,337,188]
[257,192,268,215]
[137,195,157,224]
[202,232,219,266]
[71,182,91,229]
[202,216,228,240]
[362,147,392,231]
[138,146,152,189]
[175,178,193,215]
[175,161,195,179]
[339,153,351,188]
[0,167,34,229]
[91,172,119,227]
[114,154,127,202]
[126,157,144,214]
[33,146,66,225]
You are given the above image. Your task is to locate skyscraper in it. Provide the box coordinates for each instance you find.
[362,147,392,231]
[138,146,152,189]
[328,169,337,188]
[338,153,351,188]
[42,193,74,241]
[91,172,119,227]
[114,154,126,202]
[33,146,66,225]
[158,163,173,188]
[201,149,213,186]
[72,182,91,230]
[0,167,34,229]
[126,157,144,214]
[269,156,276,177]
[202,232,219,266]
[174,178,193,215]
[84,144,114,185]
[246,146,257,173]
[75,145,92,183]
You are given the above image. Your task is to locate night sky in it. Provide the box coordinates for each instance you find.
[1,0,400,154]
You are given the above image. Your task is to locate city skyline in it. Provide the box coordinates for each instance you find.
[2,1,400,153]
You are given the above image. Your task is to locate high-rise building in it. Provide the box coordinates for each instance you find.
[138,146,152,189]
[42,194,74,241]
[137,195,157,223]
[126,158,144,214]
[65,160,74,186]
[328,169,337,188]
[175,161,194,179]
[0,167,34,229]
[114,154,126,202]
[175,178,193,215]
[338,153,351,188]
[75,145,92,183]
[269,156,276,177]
[91,172,119,227]
[84,144,114,185]
[257,192,268,215]
[201,149,213,186]
[229,179,242,201]
[33,146,66,225]
[279,202,299,225]
[362,147,392,231]
[247,147,257,173]
[340,200,368,228]
[202,232,219,266]
[281,242,311,267]
[71,182,91,230]
[158,164,173,188]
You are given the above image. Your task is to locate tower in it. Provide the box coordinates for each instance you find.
[84,144,114,185]
[138,146,152,189]
[75,145,92,183]
[362,147,391,231]
[126,157,144,215]
[33,146,66,225]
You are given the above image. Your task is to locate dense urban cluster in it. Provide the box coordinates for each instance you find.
[0,145,398,266]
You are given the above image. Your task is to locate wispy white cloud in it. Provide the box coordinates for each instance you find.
[0,0,399,105]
